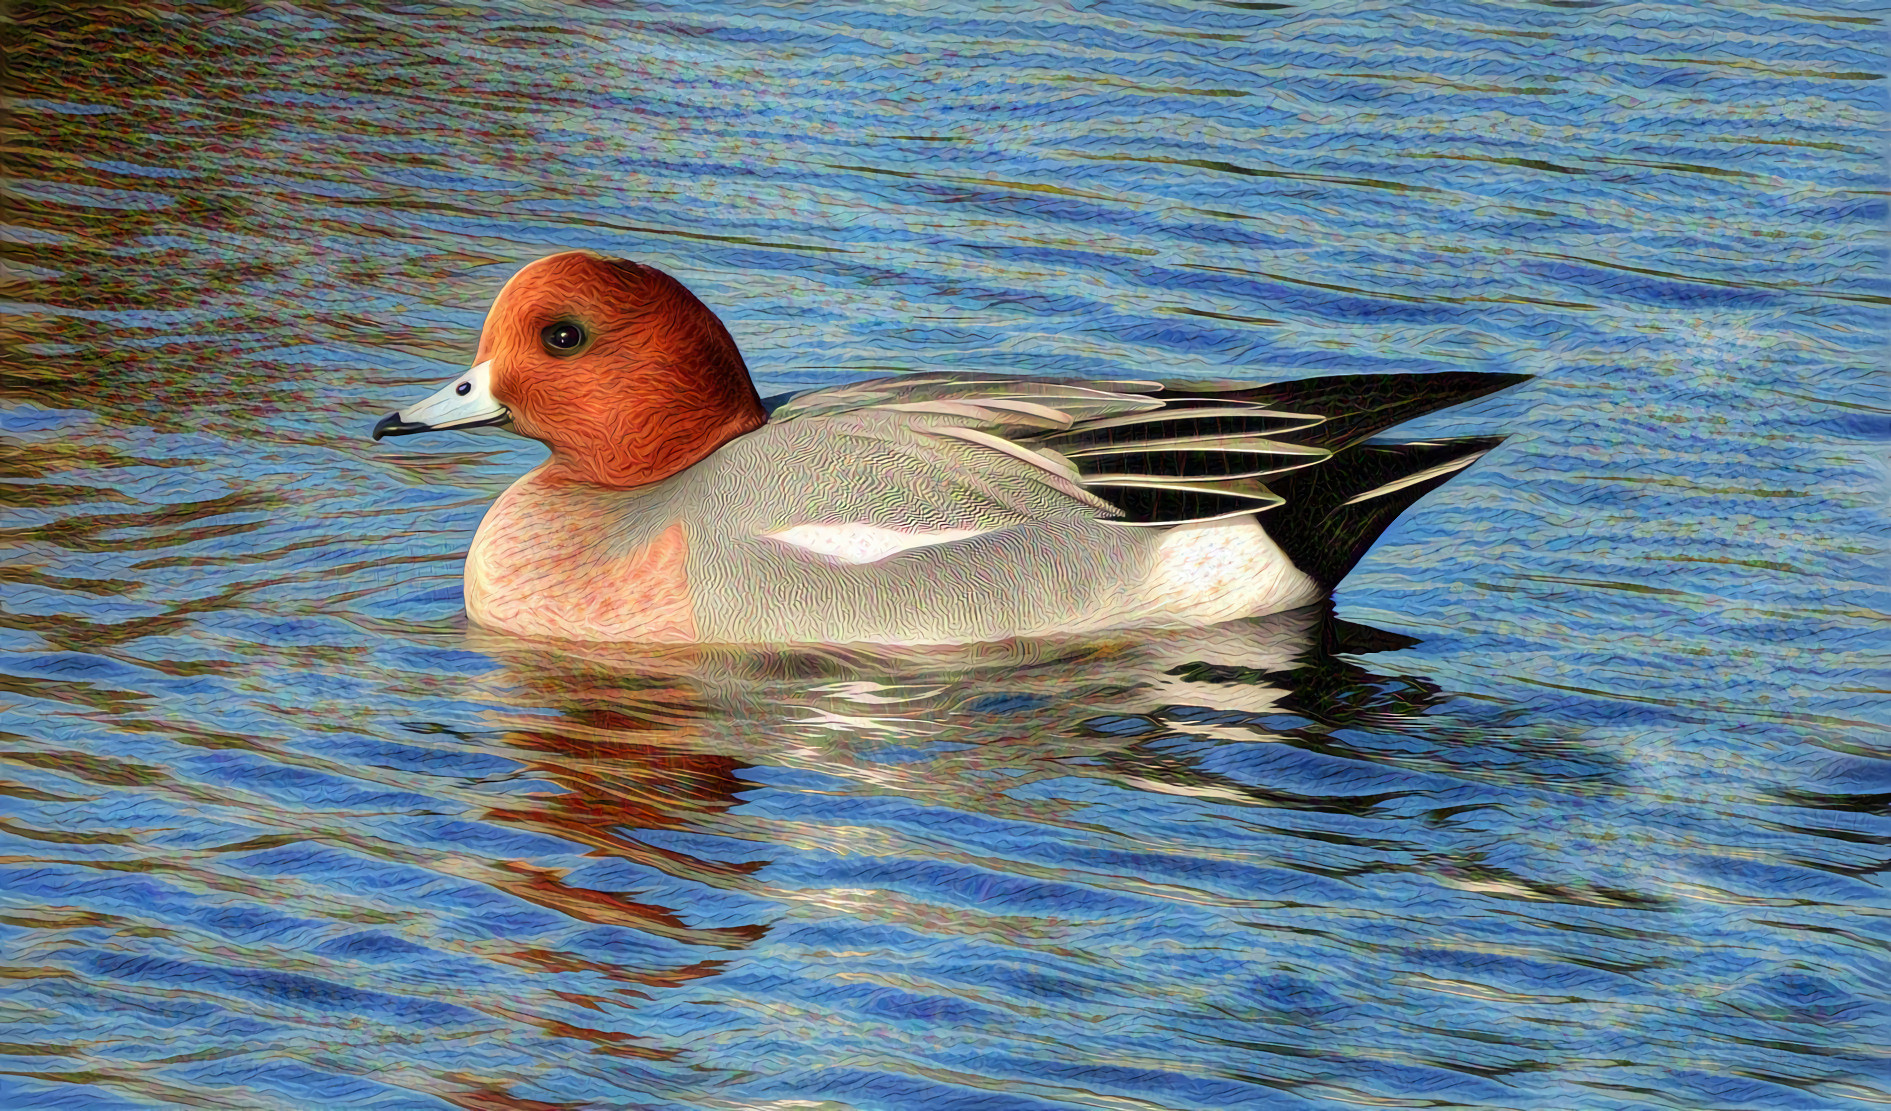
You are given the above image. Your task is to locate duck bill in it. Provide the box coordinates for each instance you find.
[372,360,511,440]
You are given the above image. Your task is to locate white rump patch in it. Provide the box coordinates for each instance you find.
[765,523,993,564]
[1142,517,1321,624]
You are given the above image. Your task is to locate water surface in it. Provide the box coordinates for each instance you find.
[5,2,1887,1109]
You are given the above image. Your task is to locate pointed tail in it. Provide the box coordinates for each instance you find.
[1260,435,1505,588]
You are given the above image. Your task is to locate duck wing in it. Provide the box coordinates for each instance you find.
[765,371,1167,426]
[770,370,1526,545]
[1158,371,1530,452]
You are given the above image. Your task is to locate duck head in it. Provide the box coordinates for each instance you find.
[373,252,767,488]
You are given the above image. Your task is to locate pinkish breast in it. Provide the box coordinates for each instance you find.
[464,475,696,642]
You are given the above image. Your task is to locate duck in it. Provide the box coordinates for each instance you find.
[372,251,1526,645]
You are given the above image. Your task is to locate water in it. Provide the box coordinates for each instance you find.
[6,2,1887,1108]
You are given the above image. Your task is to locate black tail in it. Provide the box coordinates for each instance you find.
[1261,435,1507,588]
[1177,371,1531,451]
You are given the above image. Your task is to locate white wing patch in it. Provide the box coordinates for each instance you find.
[765,523,995,564]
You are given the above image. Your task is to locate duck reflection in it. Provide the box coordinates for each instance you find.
[376,606,1633,1110]
[458,606,1454,928]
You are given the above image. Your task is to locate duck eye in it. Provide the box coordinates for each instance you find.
[455,381,471,396]
[542,321,586,354]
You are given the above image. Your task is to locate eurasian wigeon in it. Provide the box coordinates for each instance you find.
[373,252,1525,645]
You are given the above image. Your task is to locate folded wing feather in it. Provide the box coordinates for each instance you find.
[763,370,1522,534]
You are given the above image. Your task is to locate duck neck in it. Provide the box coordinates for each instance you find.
[539,390,767,489]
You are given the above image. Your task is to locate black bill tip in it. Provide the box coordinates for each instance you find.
[372,412,430,441]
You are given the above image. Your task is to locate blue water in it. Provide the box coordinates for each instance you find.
[5,2,1887,1109]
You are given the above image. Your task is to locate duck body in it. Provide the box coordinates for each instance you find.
[463,402,1321,644]
[374,252,1525,646]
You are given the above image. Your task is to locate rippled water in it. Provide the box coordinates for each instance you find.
[7,3,1888,1109]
